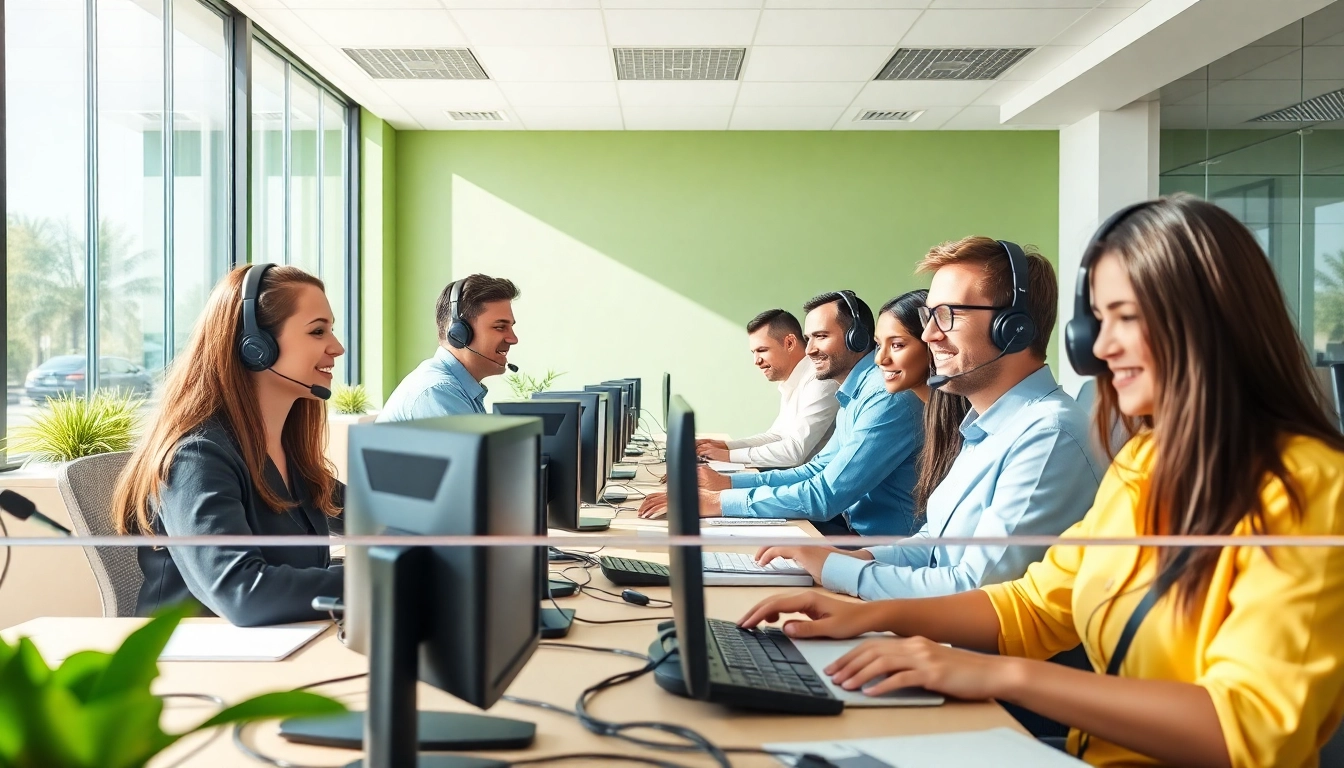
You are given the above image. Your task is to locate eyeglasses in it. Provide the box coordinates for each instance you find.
[918,304,1003,333]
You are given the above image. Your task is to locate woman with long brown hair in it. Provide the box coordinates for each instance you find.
[114,264,346,627]
[740,194,1344,767]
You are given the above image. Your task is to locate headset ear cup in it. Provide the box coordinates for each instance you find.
[446,319,472,350]
[239,332,279,372]
[1065,317,1108,376]
[992,311,1036,355]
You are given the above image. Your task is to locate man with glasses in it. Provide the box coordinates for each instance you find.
[756,237,1105,600]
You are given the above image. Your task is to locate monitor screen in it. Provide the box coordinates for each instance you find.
[494,400,582,530]
[530,391,602,504]
[664,395,710,700]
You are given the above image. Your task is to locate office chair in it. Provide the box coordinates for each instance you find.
[55,451,140,617]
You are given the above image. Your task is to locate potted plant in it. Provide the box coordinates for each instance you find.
[5,389,143,465]
[504,369,564,400]
[330,384,371,416]
[0,602,344,768]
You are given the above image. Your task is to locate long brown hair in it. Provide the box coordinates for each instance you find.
[113,265,339,535]
[878,290,972,513]
[1090,194,1344,608]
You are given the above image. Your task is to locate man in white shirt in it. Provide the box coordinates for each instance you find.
[696,308,839,468]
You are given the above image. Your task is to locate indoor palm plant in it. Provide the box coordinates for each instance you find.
[6,389,143,464]
[505,369,564,400]
[0,602,344,768]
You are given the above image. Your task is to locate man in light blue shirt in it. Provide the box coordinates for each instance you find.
[638,291,923,537]
[757,238,1105,598]
[379,274,519,422]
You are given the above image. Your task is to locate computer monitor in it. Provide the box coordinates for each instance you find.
[652,395,711,698]
[495,400,608,532]
[530,390,603,504]
[602,380,637,445]
[662,373,672,428]
[585,384,625,463]
[282,415,542,764]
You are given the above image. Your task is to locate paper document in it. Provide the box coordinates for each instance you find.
[706,460,746,473]
[159,623,327,662]
[701,525,810,539]
[791,636,944,707]
[703,517,788,526]
[764,727,1087,767]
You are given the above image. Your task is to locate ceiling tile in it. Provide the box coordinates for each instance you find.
[1306,46,1344,81]
[836,105,959,128]
[449,9,607,46]
[1050,7,1136,47]
[292,9,466,46]
[735,80,864,106]
[741,46,892,81]
[929,0,1096,7]
[938,105,1001,128]
[617,81,741,106]
[251,9,326,45]
[971,79,1029,105]
[605,0,762,7]
[998,45,1080,80]
[1097,0,1148,6]
[622,105,733,128]
[1248,23,1302,48]
[498,81,619,107]
[1205,79,1306,107]
[1304,1,1344,45]
[375,79,509,108]
[754,9,920,45]
[364,102,424,128]
[603,10,761,46]
[513,106,625,128]
[280,0,445,8]
[1209,46,1300,81]
[765,1,930,8]
[473,46,614,81]
[854,79,992,107]
[729,105,846,129]
[440,1,598,7]
[901,9,1088,46]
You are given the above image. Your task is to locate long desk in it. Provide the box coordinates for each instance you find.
[2,456,1021,767]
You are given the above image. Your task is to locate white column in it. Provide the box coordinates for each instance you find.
[1056,100,1159,396]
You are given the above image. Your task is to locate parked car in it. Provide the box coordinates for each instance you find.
[23,355,154,402]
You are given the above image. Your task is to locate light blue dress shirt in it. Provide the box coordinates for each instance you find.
[377,346,488,422]
[718,353,923,537]
[819,365,1105,600]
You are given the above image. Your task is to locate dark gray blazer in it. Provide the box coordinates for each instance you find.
[136,420,345,626]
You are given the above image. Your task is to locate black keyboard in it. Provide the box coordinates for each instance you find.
[703,618,841,715]
[601,555,670,586]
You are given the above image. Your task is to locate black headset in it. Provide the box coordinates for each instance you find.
[1064,202,1155,376]
[991,240,1036,355]
[444,278,473,350]
[238,263,280,372]
[835,290,872,354]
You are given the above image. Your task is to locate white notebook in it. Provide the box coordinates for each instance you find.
[766,728,1087,767]
[159,623,327,662]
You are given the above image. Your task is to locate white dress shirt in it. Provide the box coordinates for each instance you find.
[726,357,839,467]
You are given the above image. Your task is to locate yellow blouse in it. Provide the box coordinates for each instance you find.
[982,433,1344,768]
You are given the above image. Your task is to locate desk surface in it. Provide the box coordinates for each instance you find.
[3,456,1020,767]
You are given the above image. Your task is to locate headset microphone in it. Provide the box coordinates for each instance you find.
[268,368,332,400]
[926,329,1020,390]
[465,345,518,373]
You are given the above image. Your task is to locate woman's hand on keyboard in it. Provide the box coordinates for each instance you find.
[824,637,1013,701]
[755,545,873,581]
[736,591,876,639]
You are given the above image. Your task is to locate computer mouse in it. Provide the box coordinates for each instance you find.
[621,589,651,605]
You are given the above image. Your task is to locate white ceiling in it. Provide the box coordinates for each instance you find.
[231,0,1153,130]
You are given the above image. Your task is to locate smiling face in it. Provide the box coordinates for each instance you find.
[271,284,344,398]
[804,301,862,382]
[470,299,519,375]
[748,327,797,382]
[920,263,1002,396]
[874,311,929,394]
[1090,252,1156,418]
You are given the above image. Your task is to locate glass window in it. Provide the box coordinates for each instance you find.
[171,0,230,356]
[252,44,286,264]
[322,90,349,383]
[5,0,88,431]
[96,0,166,386]
[288,71,321,275]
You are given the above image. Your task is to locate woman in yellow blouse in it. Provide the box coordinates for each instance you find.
[739,194,1344,768]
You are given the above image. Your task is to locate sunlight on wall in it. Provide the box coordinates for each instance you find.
[451,174,778,436]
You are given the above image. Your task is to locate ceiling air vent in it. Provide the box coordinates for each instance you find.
[856,110,925,123]
[344,48,488,80]
[614,48,744,81]
[446,110,506,122]
[876,48,1032,81]
[1251,89,1344,122]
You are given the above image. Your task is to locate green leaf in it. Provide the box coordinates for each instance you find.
[86,603,194,702]
[189,690,347,733]
[68,693,169,768]
[0,641,49,762]
[51,651,112,704]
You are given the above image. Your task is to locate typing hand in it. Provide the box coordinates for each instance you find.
[697,465,731,491]
[638,492,669,518]
[825,637,1014,701]
[696,438,728,451]
[736,591,875,639]
[698,446,729,462]
[755,545,864,582]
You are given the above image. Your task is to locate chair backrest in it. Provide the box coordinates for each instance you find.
[55,452,139,617]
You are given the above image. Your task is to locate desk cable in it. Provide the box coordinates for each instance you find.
[154,692,229,768]
[0,515,9,599]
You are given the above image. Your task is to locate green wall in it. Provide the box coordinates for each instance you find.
[389,131,1059,434]
[360,108,397,404]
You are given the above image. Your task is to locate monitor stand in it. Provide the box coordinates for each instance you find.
[600,488,628,504]
[576,516,611,531]
[610,467,637,481]
[540,606,575,638]
[280,545,534,767]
